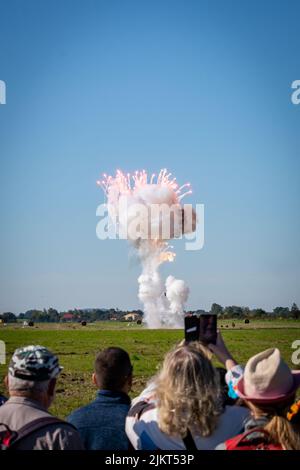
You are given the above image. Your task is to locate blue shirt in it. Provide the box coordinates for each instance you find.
[0,394,7,406]
[67,390,131,450]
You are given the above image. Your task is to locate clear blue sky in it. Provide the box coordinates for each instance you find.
[0,0,299,313]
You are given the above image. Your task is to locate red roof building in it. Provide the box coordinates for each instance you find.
[62,312,74,321]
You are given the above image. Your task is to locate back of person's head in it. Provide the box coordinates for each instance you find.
[155,342,222,438]
[8,375,51,395]
[236,348,300,450]
[6,345,62,408]
[94,347,132,392]
[248,399,300,450]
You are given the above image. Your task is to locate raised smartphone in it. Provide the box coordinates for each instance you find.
[184,314,217,344]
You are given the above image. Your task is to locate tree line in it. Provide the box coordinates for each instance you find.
[209,302,300,319]
[0,303,299,323]
[0,308,143,324]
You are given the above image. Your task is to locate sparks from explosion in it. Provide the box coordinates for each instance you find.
[97,169,192,201]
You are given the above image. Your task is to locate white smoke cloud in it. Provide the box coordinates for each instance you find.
[166,276,189,313]
[98,169,196,328]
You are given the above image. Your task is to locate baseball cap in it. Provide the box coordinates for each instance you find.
[9,345,63,381]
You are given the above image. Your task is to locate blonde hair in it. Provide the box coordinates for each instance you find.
[249,400,300,450]
[155,342,222,438]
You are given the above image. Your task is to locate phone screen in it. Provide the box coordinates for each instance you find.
[199,314,217,345]
[184,315,200,342]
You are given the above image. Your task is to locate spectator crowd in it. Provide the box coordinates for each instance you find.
[0,333,300,450]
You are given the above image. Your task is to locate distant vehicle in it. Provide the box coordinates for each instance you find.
[123,313,140,322]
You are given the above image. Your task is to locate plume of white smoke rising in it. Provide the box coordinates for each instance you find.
[97,169,196,328]
[165,275,189,317]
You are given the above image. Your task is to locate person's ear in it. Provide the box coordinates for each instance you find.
[4,375,9,391]
[48,378,56,397]
[127,372,133,391]
[92,372,98,387]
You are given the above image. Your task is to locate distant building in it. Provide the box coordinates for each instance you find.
[62,312,74,322]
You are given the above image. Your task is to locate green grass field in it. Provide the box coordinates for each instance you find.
[1,320,299,418]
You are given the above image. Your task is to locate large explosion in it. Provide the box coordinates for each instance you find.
[97,169,196,328]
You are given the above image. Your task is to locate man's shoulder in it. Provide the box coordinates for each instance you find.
[0,402,10,422]
[68,397,130,427]
[48,420,82,442]
[13,420,84,450]
[0,398,50,427]
[67,399,99,424]
[0,400,9,415]
[0,411,83,450]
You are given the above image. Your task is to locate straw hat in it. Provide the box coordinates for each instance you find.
[237,348,300,403]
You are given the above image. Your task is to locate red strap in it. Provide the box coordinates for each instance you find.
[226,428,276,450]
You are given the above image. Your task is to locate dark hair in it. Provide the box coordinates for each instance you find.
[94,347,132,391]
